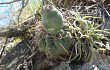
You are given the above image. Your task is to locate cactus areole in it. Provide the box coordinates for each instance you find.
[42,5,63,35]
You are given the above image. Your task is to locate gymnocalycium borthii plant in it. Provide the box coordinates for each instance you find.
[35,0,109,63]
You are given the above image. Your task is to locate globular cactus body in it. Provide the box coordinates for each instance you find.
[42,5,63,35]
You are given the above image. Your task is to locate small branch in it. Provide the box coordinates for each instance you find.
[17,0,29,25]
[0,16,35,38]
[0,38,8,59]
[0,28,26,38]
[0,0,21,4]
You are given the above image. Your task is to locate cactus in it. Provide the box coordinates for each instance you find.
[42,5,63,35]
